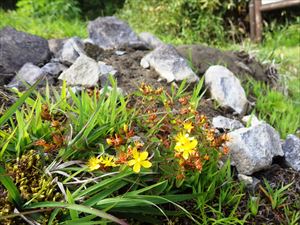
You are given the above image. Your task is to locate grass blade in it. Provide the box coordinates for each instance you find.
[0,165,23,208]
[26,202,128,225]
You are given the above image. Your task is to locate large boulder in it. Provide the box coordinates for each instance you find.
[226,122,284,175]
[58,54,101,87]
[0,27,51,85]
[88,16,146,50]
[6,63,47,88]
[282,134,300,171]
[204,65,248,114]
[176,45,272,84]
[141,44,199,83]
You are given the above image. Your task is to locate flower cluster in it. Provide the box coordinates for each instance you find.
[86,83,230,179]
[87,124,152,173]
[87,155,118,171]
[174,132,198,160]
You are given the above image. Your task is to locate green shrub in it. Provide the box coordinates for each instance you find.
[16,0,81,20]
[245,79,300,138]
[118,0,249,45]
[0,9,87,38]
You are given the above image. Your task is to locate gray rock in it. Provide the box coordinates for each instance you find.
[242,115,262,127]
[204,65,248,114]
[140,44,199,83]
[212,116,244,131]
[226,122,284,175]
[238,175,260,191]
[41,62,67,77]
[98,61,118,85]
[59,37,85,65]
[282,134,300,171]
[0,27,50,85]
[48,38,67,58]
[58,55,100,87]
[88,16,146,50]
[138,32,163,49]
[115,50,126,56]
[6,63,47,88]
[238,174,254,186]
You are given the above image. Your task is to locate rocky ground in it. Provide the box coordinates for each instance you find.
[0,16,299,224]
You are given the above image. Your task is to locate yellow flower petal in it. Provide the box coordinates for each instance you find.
[128,159,136,166]
[133,163,141,173]
[141,161,152,168]
[139,151,148,160]
[182,151,189,160]
[132,147,139,159]
[189,139,198,149]
[87,156,101,171]
[183,121,194,133]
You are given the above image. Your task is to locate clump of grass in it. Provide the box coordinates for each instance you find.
[0,9,87,39]
[245,79,300,138]
[0,79,248,224]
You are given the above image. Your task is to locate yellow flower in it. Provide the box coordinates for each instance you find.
[128,148,152,173]
[100,155,117,167]
[183,121,194,133]
[87,156,102,171]
[123,124,129,133]
[174,132,198,160]
[106,138,113,145]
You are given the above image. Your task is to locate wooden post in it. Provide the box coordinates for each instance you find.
[249,0,256,41]
[254,0,262,42]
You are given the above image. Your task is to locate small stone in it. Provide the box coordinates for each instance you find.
[98,61,118,85]
[59,37,85,65]
[140,44,199,83]
[6,63,47,88]
[204,65,248,114]
[212,116,244,131]
[238,174,253,186]
[138,32,163,49]
[48,38,67,58]
[41,62,67,77]
[242,115,262,127]
[115,50,126,56]
[282,134,300,171]
[58,55,100,87]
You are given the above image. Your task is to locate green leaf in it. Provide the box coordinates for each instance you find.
[0,79,40,127]
[0,166,23,208]
[26,202,128,225]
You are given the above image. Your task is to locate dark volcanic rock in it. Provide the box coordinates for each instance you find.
[0,27,51,85]
[88,16,147,50]
[176,45,273,84]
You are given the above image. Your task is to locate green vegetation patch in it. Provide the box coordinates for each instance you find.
[0,9,87,39]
